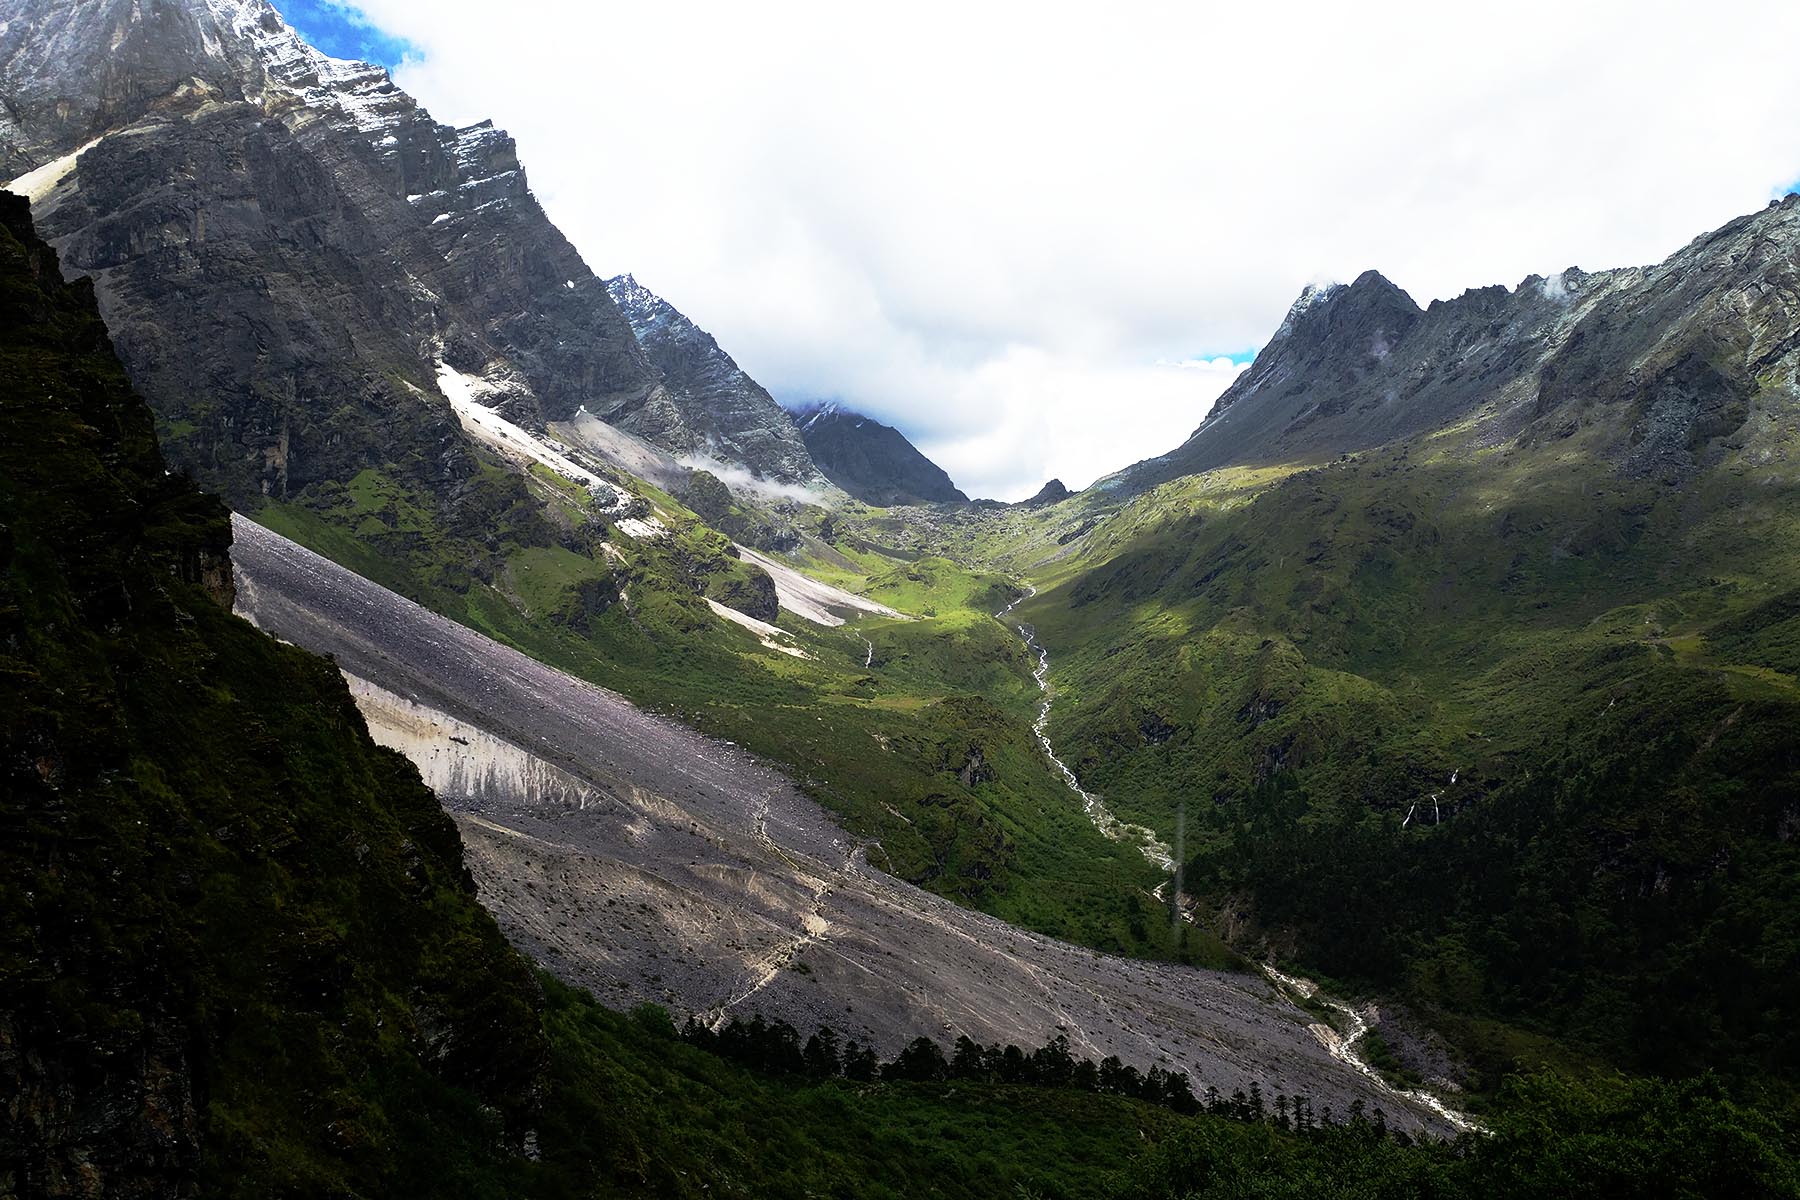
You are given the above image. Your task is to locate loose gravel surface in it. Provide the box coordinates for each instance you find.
[231,514,1455,1133]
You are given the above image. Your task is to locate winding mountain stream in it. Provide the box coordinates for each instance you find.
[1263,966,1484,1134]
[999,584,1482,1135]
[997,586,1174,869]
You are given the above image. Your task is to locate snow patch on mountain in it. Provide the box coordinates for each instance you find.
[706,598,812,658]
[435,358,633,513]
[613,516,668,541]
[734,545,905,627]
[1274,281,1344,340]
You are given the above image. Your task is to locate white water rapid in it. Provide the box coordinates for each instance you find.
[1263,965,1484,1134]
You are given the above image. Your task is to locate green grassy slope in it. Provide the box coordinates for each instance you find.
[1000,411,1800,1085]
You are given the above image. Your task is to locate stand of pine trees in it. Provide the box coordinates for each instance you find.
[680,1014,1406,1139]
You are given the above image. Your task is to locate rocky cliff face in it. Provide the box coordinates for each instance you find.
[1106,193,1800,492]
[0,0,663,510]
[605,274,823,485]
[794,401,968,505]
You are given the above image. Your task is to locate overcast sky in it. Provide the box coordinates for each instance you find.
[287,0,1800,500]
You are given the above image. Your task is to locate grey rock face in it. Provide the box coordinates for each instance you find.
[605,273,822,484]
[794,401,968,505]
[0,0,662,508]
[1105,195,1800,492]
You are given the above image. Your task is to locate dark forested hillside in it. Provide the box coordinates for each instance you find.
[0,190,550,1196]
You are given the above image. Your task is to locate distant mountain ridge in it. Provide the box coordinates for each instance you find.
[605,273,823,485]
[794,401,969,505]
[1104,193,1800,493]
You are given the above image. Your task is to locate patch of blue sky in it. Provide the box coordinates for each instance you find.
[1159,349,1260,372]
[1170,349,1259,367]
[271,0,418,68]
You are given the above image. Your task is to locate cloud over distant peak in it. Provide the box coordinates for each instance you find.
[334,0,1800,499]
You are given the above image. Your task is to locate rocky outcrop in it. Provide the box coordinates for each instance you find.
[1104,194,1800,492]
[0,0,663,510]
[794,402,969,505]
[605,274,823,484]
[708,554,780,624]
[1019,478,1071,507]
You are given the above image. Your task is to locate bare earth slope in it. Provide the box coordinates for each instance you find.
[229,513,1454,1133]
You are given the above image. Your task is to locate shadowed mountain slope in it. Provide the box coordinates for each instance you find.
[0,187,546,1199]
[997,195,1800,1090]
[795,402,969,506]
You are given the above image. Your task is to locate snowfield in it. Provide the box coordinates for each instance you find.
[435,359,634,514]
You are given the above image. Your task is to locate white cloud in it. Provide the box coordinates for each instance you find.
[339,0,1800,500]
[912,351,1249,501]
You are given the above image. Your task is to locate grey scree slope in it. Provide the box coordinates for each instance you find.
[231,514,1455,1134]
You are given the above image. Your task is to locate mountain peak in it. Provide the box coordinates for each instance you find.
[605,272,662,319]
[797,400,840,433]
[602,275,822,485]
[793,404,967,506]
[1273,281,1345,339]
[2,0,662,506]
[1102,192,1800,498]
[1268,271,1416,343]
[1021,478,1071,506]
[1339,269,1421,318]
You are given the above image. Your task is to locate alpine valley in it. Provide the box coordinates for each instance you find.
[2,1,1797,1197]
